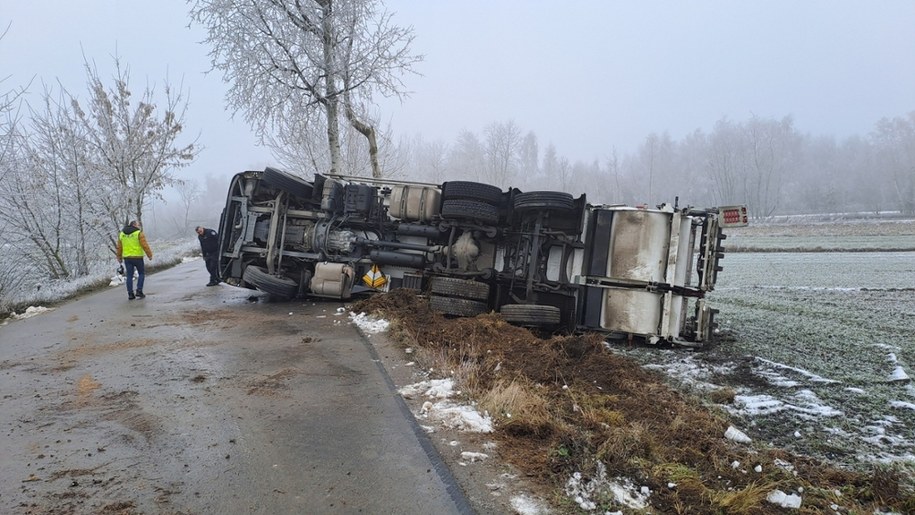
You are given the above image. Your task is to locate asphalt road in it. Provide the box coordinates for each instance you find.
[0,261,472,514]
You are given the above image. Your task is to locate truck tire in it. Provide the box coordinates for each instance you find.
[430,276,490,300]
[500,304,561,326]
[429,295,488,317]
[262,167,314,200]
[243,265,298,299]
[513,191,574,212]
[440,199,499,224]
[441,181,503,205]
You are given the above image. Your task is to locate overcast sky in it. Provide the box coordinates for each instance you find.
[2,0,914,181]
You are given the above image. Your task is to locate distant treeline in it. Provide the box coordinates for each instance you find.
[380,112,915,219]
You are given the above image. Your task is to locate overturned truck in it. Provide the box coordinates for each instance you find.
[217,167,748,346]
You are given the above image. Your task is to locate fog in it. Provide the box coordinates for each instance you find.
[381,0,915,162]
[1,0,914,243]
[1,0,914,319]
[3,1,913,173]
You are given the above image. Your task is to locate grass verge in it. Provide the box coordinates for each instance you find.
[353,289,915,513]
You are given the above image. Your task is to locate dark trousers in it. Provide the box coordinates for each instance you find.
[124,258,145,293]
[204,254,220,283]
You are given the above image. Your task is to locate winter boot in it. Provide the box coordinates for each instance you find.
[128,292,136,300]
[136,290,146,299]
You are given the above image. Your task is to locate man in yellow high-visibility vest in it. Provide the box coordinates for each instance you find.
[116,220,154,300]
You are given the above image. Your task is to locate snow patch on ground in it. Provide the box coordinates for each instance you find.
[639,353,734,391]
[755,357,838,384]
[886,353,911,382]
[792,389,844,418]
[428,401,493,432]
[460,451,489,462]
[348,311,390,334]
[399,378,492,433]
[510,494,550,515]
[733,394,785,416]
[398,378,455,399]
[10,306,53,320]
[564,462,648,511]
[730,390,842,419]
[767,489,803,509]
[725,426,752,444]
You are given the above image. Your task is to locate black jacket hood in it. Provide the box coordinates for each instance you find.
[122,225,139,235]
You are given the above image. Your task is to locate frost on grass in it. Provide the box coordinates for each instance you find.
[348,311,390,334]
[706,251,915,470]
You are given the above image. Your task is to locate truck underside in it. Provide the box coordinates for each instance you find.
[218,167,748,346]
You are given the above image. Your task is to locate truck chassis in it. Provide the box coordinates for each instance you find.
[218,167,748,346]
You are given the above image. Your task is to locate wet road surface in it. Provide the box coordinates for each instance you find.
[0,262,471,514]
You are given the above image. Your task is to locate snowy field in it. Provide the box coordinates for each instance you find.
[617,249,915,470]
[726,218,915,252]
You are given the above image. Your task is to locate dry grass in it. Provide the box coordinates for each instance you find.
[710,481,778,514]
[352,289,915,513]
[479,378,557,435]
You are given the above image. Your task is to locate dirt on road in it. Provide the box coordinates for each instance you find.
[0,263,476,514]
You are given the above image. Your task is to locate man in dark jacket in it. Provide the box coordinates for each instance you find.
[196,226,221,286]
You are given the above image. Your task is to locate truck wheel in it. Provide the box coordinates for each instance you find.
[243,265,298,299]
[500,304,561,326]
[262,167,314,200]
[441,181,503,205]
[430,276,490,300]
[513,191,574,212]
[429,295,488,317]
[441,199,499,224]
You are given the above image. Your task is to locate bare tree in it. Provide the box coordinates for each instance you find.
[517,131,539,180]
[742,115,799,218]
[189,0,421,178]
[72,56,198,243]
[706,117,746,206]
[412,136,448,183]
[840,136,883,214]
[540,143,558,191]
[556,156,572,193]
[448,130,486,182]
[603,147,623,204]
[871,111,915,215]
[677,129,715,207]
[0,130,73,279]
[23,84,103,277]
[0,27,35,299]
[0,34,27,183]
[483,120,522,188]
[639,133,659,202]
[175,178,202,231]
